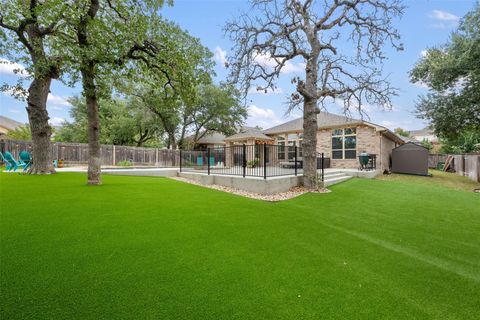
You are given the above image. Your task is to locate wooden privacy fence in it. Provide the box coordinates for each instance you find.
[0,139,179,167]
[428,153,480,183]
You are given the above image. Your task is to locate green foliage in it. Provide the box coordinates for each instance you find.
[247,158,260,168]
[420,138,433,152]
[55,96,163,147]
[116,160,133,167]
[440,130,480,154]
[6,124,31,140]
[119,80,246,148]
[394,127,410,137]
[410,4,480,142]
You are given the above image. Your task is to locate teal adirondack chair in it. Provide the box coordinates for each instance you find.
[19,150,32,172]
[0,152,12,171]
[3,152,27,172]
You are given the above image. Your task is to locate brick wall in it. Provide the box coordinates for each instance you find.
[316,125,395,170]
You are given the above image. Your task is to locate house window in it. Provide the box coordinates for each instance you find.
[277,136,285,160]
[332,128,356,159]
[287,134,297,160]
[298,133,303,157]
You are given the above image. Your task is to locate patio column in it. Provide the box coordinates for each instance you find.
[225,142,233,168]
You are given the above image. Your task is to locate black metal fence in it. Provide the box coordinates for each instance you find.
[180,144,325,180]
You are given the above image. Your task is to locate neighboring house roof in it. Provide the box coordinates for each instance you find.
[0,115,23,131]
[262,111,404,144]
[409,127,438,142]
[399,136,421,144]
[196,132,227,145]
[409,127,434,137]
[225,126,273,141]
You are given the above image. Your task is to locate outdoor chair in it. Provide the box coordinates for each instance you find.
[3,152,27,172]
[0,152,13,171]
[19,150,32,172]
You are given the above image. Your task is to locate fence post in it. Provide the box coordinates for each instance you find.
[294,146,298,176]
[321,152,324,182]
[207,148,211,175]
[242,144,246,178]
[112,145,116,166]
[179,149,182,172]
[263,143,267,179]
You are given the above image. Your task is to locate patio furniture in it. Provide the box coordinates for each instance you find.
[280,160,302,169]
[359,153,377,171]
[0,152,12,171]
[3,152,27,172]
[19,150,32,172]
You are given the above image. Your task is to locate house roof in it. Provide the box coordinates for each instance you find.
[262,111,404,144]
[0,116,23,131]
[196,132,226,145]
[225,126,273,142]
[409,127,435,137]
[263,112,358,134]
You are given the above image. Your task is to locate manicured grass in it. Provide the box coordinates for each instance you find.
[377,169,480,192]
[1,172,479,319]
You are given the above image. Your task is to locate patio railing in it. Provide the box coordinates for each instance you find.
[179,144,325,180]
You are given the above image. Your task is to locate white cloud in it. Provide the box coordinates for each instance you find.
[49,117,65,126]
[420,50,428,57]
[428,10,459,29]
[334,98,375,114]
[248,86,283,95]
[0,58,29,77]
[381,120,394,127]
[253,51,304,75]
[429,10,459,22]
[246,104,283,128]
[47,94,71,108]
[214,46,227,67]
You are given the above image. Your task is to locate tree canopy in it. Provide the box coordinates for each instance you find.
[225,0,403,188]
[55,97,164,147]
[410,4,480,145]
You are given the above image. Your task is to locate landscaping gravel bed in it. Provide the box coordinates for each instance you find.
[171,176,330,201]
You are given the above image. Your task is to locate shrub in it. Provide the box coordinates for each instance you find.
[117,160,133,167]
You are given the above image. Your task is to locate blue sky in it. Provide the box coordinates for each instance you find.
[0,0,476,131]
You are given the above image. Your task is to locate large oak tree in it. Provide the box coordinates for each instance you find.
[0,0,71,174]
[225,0,403,189]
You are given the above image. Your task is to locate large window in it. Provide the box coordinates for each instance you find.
[277,136,285,160]
[332,127,357,159]
[298,133,303,157]
[287,134,297,160]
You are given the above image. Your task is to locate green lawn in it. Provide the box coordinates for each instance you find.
[1,173,479,319]
[377,169,480,192]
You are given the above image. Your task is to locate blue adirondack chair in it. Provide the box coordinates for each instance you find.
[0,152,12,171]
[19,150,32,172]
[3,152,27,172]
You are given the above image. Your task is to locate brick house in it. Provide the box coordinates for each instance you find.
[223,111,404,171]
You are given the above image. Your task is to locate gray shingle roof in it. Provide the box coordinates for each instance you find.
[225,126,273,141]
[196,132,227,144]
[262,112,363,134]
[262,111,404,144]
[0,116,23,131]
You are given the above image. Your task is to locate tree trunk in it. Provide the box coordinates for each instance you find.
[302,53,319,189]
[26,77,56,174]
[302,97,318,189]
[81,62,101,185]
